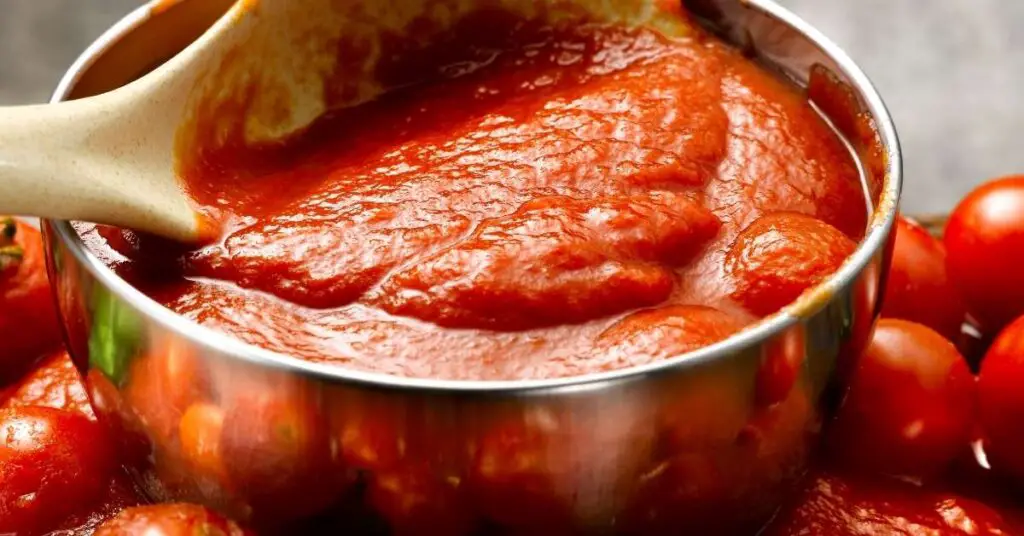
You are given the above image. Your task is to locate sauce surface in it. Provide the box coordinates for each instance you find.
[79,19,865,380]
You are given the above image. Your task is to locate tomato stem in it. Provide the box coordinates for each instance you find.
[0,218,22,272]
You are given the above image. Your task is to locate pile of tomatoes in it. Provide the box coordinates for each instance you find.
[5,176,1024,535]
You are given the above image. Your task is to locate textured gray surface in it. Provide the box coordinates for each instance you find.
[1,1,1022,213]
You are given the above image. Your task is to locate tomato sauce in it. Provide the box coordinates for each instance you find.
[78,17,865,380]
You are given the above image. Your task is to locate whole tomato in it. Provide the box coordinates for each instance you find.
[882,215,967,340]
[1,349,94,418]
[0,406,116,534]
[828,319,975,480]
[93,503,250,536]
[945,176,1024,332]
[764,470,1013,536]
[978,315,1024,484]
[0,217,62,380]
[726,212,856,317]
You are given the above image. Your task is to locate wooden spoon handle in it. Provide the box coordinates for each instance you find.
[0,99,201,241]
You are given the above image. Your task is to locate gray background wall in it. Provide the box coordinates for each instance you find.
[1,1,1021,215]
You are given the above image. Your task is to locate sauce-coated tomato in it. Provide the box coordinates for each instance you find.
[1,349,93,419]
[828,319,975,480]
[0,406,116,534]
[978,315,1024,485]
[945,176,1024,332]
[765,471,1013,535]
[0,218,61,381]
[726,212,856,317]
[882,215,967,341]
[93,503,251,536]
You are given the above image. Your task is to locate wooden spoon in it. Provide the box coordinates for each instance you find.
[0,0,346,243]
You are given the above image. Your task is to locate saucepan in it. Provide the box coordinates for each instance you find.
[41,0,901,533]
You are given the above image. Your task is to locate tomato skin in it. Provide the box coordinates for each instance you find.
[882,215,967,340]
[726,212,856,317]
[94,503,251,536]
[597,305,742,368]
[978,315,1024,484]
[764,470,1013,536]
[1,349,94,418]
[0,218,62,381]
[945,176,1024,332]
[0,406,116,534]
[828,319,975,480]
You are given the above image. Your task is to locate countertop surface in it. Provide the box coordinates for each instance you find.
[1,0,1021,214]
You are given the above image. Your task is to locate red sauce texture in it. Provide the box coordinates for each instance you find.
[79,19,865,380]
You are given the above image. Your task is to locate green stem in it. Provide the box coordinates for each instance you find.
[0,219,21,272]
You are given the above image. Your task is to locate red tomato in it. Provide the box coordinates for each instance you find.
[0,218,61,380]
[882,215,967,340]
[48,469,144,535]
[978,315,1024,484]
[93,503,251,536]
[828,319,975,480]
[368,465,477,536]
[0,406,116,534]
[764,470,1013,536]
[1,348,94,419]
[726,212,856,317]
[218,386,344,523]
[597,305,742,368]
[945,176,1024,332]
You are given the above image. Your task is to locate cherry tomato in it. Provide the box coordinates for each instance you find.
[219,386,344,523]
[1,349,94,418]
[726,212,856,317]
[0,217,61,380]
[0,406,116,534]
[93,503,251,536]
[828,319,975,480]
[945,176,1024,332]
[368,465,477,536]
[597,305,742,368]
[882,215,967,340]
[978,315,1024,484]
[764,470,1013,536]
